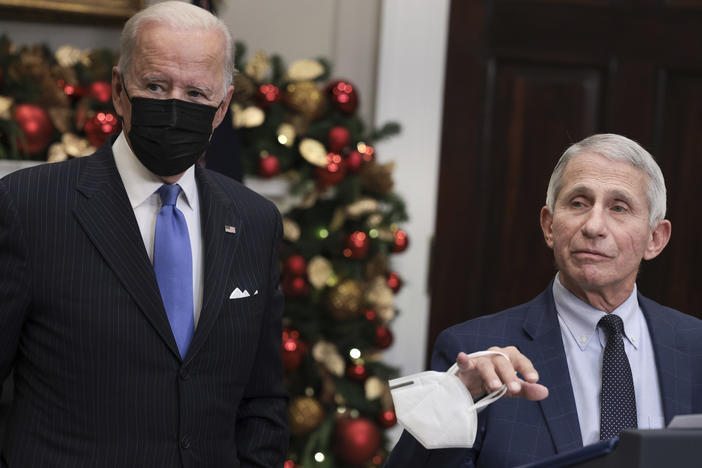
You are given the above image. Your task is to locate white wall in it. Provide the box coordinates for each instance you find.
[374,0,450,444]
[0,20,121,50]
[219,0,381,126]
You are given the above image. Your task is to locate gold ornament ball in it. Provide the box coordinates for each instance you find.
[307,256,333,289]
[285,81,326,120]
[245,50,271,82]
[364,254,389,280]
[283,218,301,243]
[326,279,363,320]
[0,96,14,120]
[287,58,325,81]
[287,396,325,436]
[360,161,396,195]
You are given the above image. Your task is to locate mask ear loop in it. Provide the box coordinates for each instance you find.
[119,73,133,102]
[446,350,510,410]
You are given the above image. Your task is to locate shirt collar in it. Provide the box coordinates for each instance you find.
[112,131,197,210]
[553,273,641,351]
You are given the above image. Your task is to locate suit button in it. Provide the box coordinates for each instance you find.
[179,368,190,380]
[180,436,191,449]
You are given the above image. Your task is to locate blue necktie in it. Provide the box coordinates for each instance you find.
[154,184,194,359]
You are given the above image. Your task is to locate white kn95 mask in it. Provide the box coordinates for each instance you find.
[389,350,509,449]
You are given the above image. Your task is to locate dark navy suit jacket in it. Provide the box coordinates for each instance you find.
[0,141,288,467]
[386,285,702,468]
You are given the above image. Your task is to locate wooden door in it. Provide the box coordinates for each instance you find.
[428,0,702,362]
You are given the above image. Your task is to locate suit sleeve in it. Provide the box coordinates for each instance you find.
[235,207,289,467]
[0,180,30,382]
[385,328,482,468]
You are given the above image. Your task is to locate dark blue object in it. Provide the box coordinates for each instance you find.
[515,438,618,468]
[205,107,243,182]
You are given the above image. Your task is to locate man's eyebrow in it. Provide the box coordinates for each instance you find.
[561,185,637,205]
[140,74,168,83]
[561,184,593,199]
[608,189,636,205]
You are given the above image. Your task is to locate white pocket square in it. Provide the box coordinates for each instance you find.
[230,287,259,299]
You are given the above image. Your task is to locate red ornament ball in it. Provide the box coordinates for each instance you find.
[282,275,309,298]
[387,272,402,293]
[283,461,299,468]
[346,150,364,173]
[281,327,308,372]
[364,309,377,322]
[374,325,394,350]
[346,363,368,381]
[13,103,54,154]
[326,80,359,114]
[285,254,307,277]
[391,229,409,253]
[257,83,281,108]
[343,231,370,259]
[315,152,346,187]
[334,417,381,466]
[89,81,112,103]
[378,409,397,428]
[84,111,120,147]
[259,154,281,178]
[327,126,351,153]
[60,80,86,99]
[357,142,375,162]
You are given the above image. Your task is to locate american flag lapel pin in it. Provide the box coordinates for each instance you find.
[224,225,237,234]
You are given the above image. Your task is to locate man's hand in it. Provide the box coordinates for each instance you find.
[455,346,549,401]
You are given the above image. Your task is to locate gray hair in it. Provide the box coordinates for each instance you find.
[545,134,666,227]
[117,0,235,97]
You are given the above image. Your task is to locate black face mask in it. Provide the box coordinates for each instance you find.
[121,77,220,177]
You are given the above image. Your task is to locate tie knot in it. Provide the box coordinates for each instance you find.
[158,184,182,206]
[598,314,624,336]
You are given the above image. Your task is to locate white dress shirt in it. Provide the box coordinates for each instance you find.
[553,273,664,445]
[112,132,204,327]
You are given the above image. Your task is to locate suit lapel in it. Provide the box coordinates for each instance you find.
[184,167,241,363]
[73,145,181,360]
[640,295,691,424]
[520,287,583,453]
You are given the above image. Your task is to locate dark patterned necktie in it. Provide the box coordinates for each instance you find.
[599,314,637,440]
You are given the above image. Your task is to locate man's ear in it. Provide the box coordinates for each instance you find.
[643,219,672,260]
[111,66,125,118]
[212,84,234,130]
[540,206,554,249]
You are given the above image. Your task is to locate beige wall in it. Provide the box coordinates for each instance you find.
[0,20,121,50]
[219,0,381,125]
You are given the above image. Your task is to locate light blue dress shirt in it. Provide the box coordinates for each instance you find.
[552,274,665,445]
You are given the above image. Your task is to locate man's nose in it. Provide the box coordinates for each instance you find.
[167,90,184,100]
[581,206,607,238]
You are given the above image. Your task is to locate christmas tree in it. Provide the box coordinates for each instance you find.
[0,35,120,161]
[232,43,406,468]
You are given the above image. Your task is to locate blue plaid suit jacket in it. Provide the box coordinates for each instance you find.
[386,285,702,468]
[0,140,288,467]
